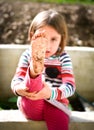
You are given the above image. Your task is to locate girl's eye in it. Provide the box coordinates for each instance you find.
[51,38,57,42]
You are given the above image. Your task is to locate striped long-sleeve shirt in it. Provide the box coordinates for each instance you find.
[11,47,76,106]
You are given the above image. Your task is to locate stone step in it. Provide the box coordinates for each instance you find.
[0,110,94,130]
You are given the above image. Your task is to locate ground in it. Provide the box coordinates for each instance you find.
[0,0,94,47]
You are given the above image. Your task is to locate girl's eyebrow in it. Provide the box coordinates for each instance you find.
[52,36,60,39]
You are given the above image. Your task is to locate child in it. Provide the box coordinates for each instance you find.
[11,9,76,130]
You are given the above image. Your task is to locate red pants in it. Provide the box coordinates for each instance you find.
[17,97,69,130]
[17,73,69,130]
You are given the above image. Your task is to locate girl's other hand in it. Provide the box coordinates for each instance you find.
[15,82,30,97]
[26,81,51,100]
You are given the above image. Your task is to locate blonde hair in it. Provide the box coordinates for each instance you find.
[28,9,68,55]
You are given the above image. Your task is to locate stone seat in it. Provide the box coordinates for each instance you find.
[0,110,94,130]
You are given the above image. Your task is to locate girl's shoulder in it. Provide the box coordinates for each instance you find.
[59,50,71,62]
[18,47,31,67]
[22,47,31,56]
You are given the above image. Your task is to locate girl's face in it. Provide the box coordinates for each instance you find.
[39,25,61,58]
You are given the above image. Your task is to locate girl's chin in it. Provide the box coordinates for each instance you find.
[45,53,55,58]
[45,55,50,58]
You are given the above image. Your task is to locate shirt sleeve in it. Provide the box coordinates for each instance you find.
[11,48,44,95]
[50,52,76,101]
[11,48,30,94]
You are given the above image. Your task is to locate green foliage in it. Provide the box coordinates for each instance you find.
[0,96,17,110]
[20,0,94,4]
[8,96,17,103]
[68,104,74,110]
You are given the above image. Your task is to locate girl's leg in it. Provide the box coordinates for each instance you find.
[17,36,46,120]
[44,101,69,130]
[17,97,44,120]
[17,74,45,120]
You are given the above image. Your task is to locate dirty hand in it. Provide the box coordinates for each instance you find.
[15,82,30,97]
[26,82,52,100]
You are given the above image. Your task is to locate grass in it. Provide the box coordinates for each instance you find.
[19,0,94,4]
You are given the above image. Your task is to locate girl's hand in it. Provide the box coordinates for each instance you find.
[15,82,30,97]
[26,82,51,100]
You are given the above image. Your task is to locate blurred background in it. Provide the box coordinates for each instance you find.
[0,0,94,47]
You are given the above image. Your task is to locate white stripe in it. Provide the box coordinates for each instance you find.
[45,99,71,116]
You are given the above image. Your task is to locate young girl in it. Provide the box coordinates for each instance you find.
[11,9,76,130]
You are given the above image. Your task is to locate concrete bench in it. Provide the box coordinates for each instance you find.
[0,110,94,130]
